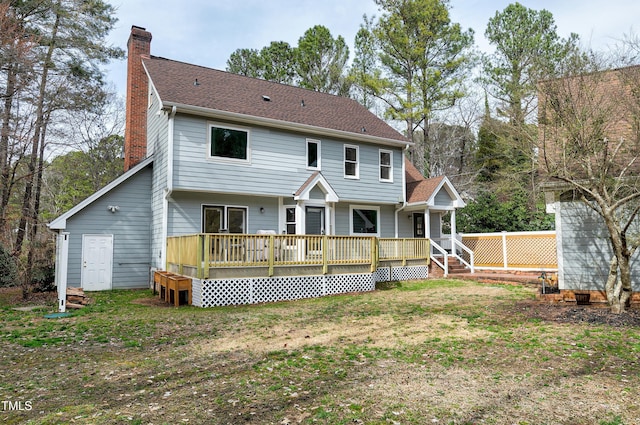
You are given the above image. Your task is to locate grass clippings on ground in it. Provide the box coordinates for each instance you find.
[0,280,638,425]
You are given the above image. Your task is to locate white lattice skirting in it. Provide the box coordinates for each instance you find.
[191,266,428,307]
[391,265,429,282]
[192,273,375,307]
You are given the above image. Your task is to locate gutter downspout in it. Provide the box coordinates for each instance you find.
[160,105,177,270]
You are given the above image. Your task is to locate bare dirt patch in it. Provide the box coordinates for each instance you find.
[0,286,57,306]
[193,312,491,354]
[509,299,640,327]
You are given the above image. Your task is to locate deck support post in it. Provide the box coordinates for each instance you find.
[322,235,328,274]
[268,235,275,277]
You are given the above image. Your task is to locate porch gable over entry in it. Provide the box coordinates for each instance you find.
[290,171,339,236]
[294,171,339,202]
[404,160,465,209]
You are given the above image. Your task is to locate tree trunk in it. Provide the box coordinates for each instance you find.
[614,254,633,313]
[0,63,17,237]
[602,211,633,314]
[23,115,50,297]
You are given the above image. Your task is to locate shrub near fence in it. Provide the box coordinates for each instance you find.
[461,231,557,271]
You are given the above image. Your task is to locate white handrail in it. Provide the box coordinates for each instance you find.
[429,238,449,276]
[452,238,474,273]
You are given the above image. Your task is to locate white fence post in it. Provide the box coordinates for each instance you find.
[502,231,508,269]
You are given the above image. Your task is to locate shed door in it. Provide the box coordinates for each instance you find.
[81,235,113,291]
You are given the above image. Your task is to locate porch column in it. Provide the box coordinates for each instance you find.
[326,202,334,235]
[450,209,457,255]
[424,210,430,239]
[295,202,305,235]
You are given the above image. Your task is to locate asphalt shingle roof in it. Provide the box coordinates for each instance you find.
[405,158,445,204]
[143,56,408,143]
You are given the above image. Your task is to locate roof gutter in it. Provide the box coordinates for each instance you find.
[162,102,412,149]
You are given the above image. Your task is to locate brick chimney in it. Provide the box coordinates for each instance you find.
[124,26,152,171]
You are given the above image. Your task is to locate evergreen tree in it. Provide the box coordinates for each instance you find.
[359,0,475,176]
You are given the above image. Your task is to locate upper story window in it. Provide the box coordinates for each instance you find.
[307,139,320,170]
[379,149,393,182]
[208,123,250,162]
[344,144,359,179]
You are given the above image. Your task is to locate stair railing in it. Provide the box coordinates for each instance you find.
[452,238,474,274]
[429,238,449,276]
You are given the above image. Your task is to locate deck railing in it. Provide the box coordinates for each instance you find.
[166,234,430,278]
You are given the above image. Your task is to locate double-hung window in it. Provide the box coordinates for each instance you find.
[379,149,393,182]
[344,145,359,178]
[208,123,250,162]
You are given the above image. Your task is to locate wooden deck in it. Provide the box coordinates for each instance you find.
[166,234,431,280]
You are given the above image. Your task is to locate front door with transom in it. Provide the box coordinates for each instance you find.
[81,234,113,291]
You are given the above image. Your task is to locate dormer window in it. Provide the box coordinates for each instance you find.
[208,122,250,162]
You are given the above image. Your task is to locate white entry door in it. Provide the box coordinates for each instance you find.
[81,235,113,291]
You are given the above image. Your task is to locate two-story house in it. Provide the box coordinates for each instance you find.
[49,26,466,307]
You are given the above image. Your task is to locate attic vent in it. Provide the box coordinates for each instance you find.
[193,78,200,86]
[301,99,305,107]
[361,126,366,133]
[262,95,271,101]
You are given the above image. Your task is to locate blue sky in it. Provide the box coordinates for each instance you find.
[104,0,640,97]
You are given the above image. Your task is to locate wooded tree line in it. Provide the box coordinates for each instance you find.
[225,0,580,228]
[0,0,123,293]
[2,0,640,305]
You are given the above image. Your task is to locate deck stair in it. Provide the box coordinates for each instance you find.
[447,256,470,274]
[432,255,470,275]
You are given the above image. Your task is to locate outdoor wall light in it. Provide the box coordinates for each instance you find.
[260,207,265,214]
[108,205,120,213]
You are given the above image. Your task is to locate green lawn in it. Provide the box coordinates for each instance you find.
[0,280,638,424]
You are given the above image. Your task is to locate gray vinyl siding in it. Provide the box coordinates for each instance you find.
[64,166,152,289]
[397,211,414,238]
[149,97,169,270]
[559,201,640,291]
[168,192,281,235]
[433,187,454,208]
[171,115,404,204]
[430,212,442,239]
